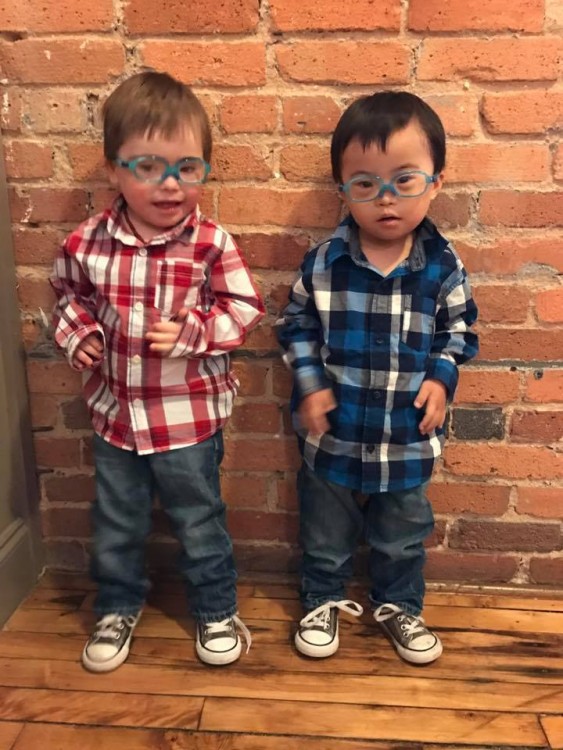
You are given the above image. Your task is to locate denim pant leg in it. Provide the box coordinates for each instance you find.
[365,483,434,616]
[149,431,237,623]
[298,463,363,611]
[92,435,154,618]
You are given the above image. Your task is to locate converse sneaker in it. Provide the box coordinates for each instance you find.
[374,603,442,664]
[295,599,364,658]
[82,612,140,673]
[196,614,251,666]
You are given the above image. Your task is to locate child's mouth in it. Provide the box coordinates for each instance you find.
[154,201,182,210]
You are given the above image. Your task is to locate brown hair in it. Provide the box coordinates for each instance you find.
[102,71,212,163]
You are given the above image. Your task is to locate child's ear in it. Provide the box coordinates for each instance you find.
[429,171,444,201]
[106,159,119,187]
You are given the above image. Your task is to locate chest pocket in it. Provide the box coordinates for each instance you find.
[401,294,436,352]
[154,260,208,313]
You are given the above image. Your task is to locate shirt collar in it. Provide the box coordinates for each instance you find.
[105,195,199,247]
[324,214,441,272]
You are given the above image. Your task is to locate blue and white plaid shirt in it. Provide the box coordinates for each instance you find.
[276,215,479,494]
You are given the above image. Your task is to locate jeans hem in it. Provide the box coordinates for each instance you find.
[195,606,238,624]
[370,598,421,617]
[95,605,143,618]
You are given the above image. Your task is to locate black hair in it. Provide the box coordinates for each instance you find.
[330,91,446,183]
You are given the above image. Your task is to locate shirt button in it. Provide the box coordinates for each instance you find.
[139,248,148,257]
[366,444,376,454]
[133,398,142,408]
[134,301,144,312]
[132,355,141,364]
[371,390,382,401]
[376,338,384,345]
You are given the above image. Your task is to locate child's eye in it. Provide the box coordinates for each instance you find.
[396,172,416,184]
[355,179,376,189]
[137,161,160,175]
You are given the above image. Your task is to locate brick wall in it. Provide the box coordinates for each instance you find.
[2,0,562,587]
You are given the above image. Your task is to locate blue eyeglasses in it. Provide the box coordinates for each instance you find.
[114,155,211,184]
[339,171,439,202]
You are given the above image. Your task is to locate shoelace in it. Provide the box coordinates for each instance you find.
[93,613,137,641]
[204,614,252,653]
[374,604,426,637]
[299,599,364,629]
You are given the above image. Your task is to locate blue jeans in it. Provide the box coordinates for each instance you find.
[91,432,237,623]
[298,463,434,616]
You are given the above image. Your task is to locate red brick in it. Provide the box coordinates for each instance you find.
[283,97,342,135]
[449,518,560,552]
[424,95,477,137]
[16,269,56,312]
[426,551,518,583]
[67,142,106,182]
[125,0,258,33]
[26,360,82,395]
[0,39,125,84]
[275,476,298,511]
[10,187,89,223]
[458,239,563,275]
[229,510,298,543]
[220,95,277,134]
[276,42,410,85]
[221,474,269,510]
[141,42,266,87]
[1,87,23,131]
[473,285,530,324]
[447,144,548,183]
[34,437,81,468]
[270,0,400,31]
[478,329,563,362]
[444,444,563,480]
[211,144,272,182]
[223,438,300,472]
[5,140,53,179]
[529,556,563,585]
[272,364,293,400]
[29,393,60,429]
[243,323,278,355]
[232,361,270,397]
[554,144,563,181]
[43,473,95,504]
[409,0,543,32]
[44,540,87,570]
[219,186,341,229]
[427,482,510,515]
[230,402,282,433]
[510,411,563,443]
[535,288,563,323]
[516,487,563,519]
[235,542,298,573]
[280,143,332,182]
[234,232,309,271]
[0,0,113,32]
[428,192,471,230]
[13,226,66,265]
[455,370,520,405]
[418,38,562,82]
[26,88,88,133]
[482,91,563,135]
[479,191,563,227]
[42,507,90,538]
[525,370,563,403]
[268,283,292,317]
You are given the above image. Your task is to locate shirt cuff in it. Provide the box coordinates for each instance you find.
[425,356,458,401]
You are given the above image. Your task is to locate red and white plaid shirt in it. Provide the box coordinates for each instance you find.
[51,197,265,454]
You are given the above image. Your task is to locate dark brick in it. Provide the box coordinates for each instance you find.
[449,519,561,552]
[43,474,95,504]
[62,397,91,430]
[452,407,504,440]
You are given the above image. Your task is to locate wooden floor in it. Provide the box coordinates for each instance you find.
[0,573,562,750]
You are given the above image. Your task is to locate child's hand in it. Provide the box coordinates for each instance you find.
[72,333,104,370]
[415,379,447,435]
[298,388,337,436]
[145,307,189,355]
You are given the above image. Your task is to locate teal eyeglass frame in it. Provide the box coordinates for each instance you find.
[113,155,211,184]
[339,170,439,202]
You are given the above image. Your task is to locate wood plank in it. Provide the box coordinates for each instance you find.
[0,723,22,750]
[541,716,563,749]
[200,697,546,746]
[1,658,561,714]
[19,589,88,611]
[0,687,203,730]
[12,724,170,750]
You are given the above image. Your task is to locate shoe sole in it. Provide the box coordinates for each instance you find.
[81,635,133,673]
[294,631,339,658]
[196,638,242,666]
